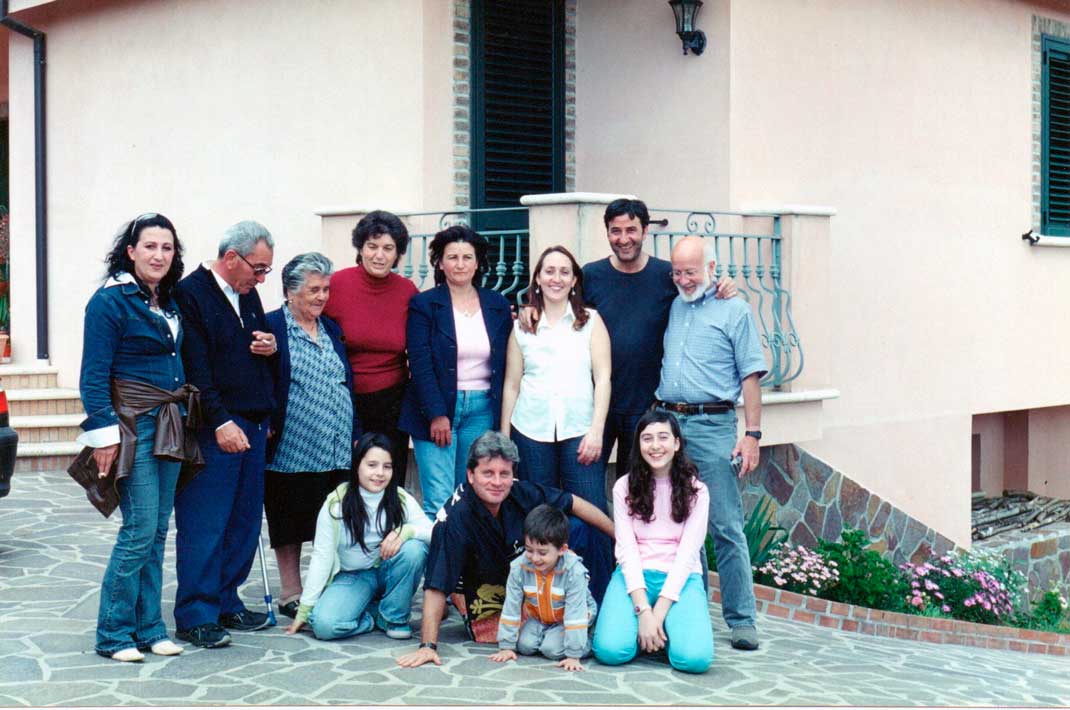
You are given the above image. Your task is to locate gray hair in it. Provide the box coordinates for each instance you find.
[466,431,520,472]
[281,252,334,298]
[217,220,275,258]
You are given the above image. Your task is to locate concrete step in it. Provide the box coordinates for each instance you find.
[6,389,84,417]
[14,441,82,473]
[0,364,60,390]
[10,414,84,444]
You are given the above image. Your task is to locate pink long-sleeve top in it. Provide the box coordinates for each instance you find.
[613,474,709,602]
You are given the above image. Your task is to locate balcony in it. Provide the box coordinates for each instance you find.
[317,194,838,447]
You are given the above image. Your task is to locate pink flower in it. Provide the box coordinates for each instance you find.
[911,596,924,607]
[941,605,950,613]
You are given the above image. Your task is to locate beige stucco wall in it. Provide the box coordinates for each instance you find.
[7,0,454,382]
[575,0,1070,544]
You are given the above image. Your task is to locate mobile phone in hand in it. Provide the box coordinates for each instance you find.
[730,454,743,476]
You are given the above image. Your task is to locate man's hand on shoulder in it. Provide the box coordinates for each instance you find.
[516,305,538,334]
[714,275,738,300]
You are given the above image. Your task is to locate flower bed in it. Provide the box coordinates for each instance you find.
[709,572,1070,656]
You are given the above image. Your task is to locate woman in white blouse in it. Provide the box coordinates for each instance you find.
[500,245,613,600]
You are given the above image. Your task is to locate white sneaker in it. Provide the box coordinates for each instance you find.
[149,639,184,656]
[111,647,145,663]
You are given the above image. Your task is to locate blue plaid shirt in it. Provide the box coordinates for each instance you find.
[656,290,768,404]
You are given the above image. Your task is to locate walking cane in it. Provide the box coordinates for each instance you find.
[256,532,278,627]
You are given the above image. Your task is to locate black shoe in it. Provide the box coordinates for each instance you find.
[278,600,299,619]
[219,609,272,631]
[176,623,231,649]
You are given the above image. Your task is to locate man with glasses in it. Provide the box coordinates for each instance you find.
[172,220,278,648]
[656,235,767,652]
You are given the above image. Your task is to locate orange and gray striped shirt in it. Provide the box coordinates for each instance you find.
[497,549,598,658]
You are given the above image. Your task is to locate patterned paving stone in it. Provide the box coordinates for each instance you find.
[4,470,1070,706]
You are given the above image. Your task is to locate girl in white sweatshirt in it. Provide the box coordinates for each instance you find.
[287,432,432,640]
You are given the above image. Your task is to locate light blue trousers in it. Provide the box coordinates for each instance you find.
[592,568,713,673]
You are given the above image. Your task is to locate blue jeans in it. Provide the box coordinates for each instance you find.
[672,409,756,629]
[96,416,181,654]
[174,414,267,629]
[511,427,612,603]
[593,568,713,673]
[600,410,645,478]
[309,539,429,641]
[413,389,492,519]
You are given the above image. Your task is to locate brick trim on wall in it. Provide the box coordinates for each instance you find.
[711,573,1069,657]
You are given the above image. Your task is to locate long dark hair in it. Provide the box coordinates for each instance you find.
[527,245,589,331]
[626,410,700,524]
[429,224,490,286]
[104,213,184,306]
[337,432,405,553]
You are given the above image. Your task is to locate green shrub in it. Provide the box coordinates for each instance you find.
[1010,586,1070,633]
[816,528,910,612]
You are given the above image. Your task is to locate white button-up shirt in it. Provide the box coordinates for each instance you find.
[510,306,596,442]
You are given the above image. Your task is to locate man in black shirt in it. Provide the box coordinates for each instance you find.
[582,198,735,474]
[396,431,613,668]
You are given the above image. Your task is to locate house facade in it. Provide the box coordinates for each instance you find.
[3,0,1070,557]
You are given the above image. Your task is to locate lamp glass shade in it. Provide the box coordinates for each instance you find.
[669,0,702,33]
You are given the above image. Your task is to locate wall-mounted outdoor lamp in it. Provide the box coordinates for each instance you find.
[668,0,706,55]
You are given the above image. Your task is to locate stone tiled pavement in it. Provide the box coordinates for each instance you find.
[2,471,1070,707]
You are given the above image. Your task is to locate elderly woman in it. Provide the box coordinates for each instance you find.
[399,225,512,518]
[78,213,198,661]
[323,211,417,484]
[265,252,359,619]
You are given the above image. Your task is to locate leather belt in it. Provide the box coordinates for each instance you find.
[654,399,735,415]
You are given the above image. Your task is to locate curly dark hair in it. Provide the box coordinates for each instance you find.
[352,210,409,265]
[526,245,588,331]
[103,213,184,306]
[429,224,490,287]
[336,432,405,553]
[625,410,700,524]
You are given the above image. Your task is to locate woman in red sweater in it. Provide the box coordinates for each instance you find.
[323,211,418,483]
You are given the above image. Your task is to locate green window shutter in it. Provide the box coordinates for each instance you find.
[1043,35,1070,236]
[471,0,565,212]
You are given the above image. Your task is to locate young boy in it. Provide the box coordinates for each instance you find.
[489,504,598,671]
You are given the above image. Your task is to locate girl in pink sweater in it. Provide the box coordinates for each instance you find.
[592,410,713,673]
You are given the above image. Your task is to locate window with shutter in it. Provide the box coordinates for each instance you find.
[471,0,565,217]
[1042,35,1070,236]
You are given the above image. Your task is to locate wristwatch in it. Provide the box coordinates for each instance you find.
[745,430,762,440]
[634,604,652,616]
[418,642,438,651]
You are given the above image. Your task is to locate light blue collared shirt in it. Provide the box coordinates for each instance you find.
[655,290,768,404]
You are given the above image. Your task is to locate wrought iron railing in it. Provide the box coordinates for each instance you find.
[649,209,803,389]
[392,207,530,304]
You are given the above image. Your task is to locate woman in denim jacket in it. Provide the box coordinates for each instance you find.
[78,213,189,662]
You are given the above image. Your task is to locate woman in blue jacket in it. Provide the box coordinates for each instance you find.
[78,213,190,661]
[265,252,359,620]
[399,225,513,518]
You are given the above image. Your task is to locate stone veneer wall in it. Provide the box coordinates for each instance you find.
[743,445,957,565]
[975,523,1070,598]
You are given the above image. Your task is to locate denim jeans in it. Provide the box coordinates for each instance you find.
[308,539,429,641]
[96,416,181,654]
[174,414,267,629]
[599,410,646,478]
[413,389,492,519]
[672,409,757,629]
[592,568,713,673]
[511,427,613,603]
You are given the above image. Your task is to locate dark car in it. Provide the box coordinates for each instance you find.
[0,383,19,498]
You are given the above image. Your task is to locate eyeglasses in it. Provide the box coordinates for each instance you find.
[236,251,273,276]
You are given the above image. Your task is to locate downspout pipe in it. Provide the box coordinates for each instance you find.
[0,0,46,360]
